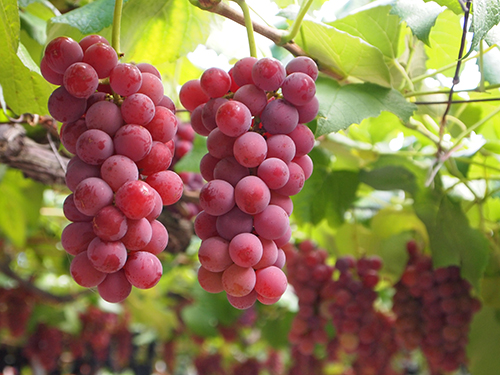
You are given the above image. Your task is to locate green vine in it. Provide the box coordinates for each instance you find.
[112,0,124,56]
[231,0,257,58]
[280,0,314,45]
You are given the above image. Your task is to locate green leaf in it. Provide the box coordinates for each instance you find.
[330,5,401,58]
[292,167,359,227]
[49,0,126,35]
[468,307,500,375]
[391,0,444,45]
[414,186,489,289]
[295,20,391,87]
[19,8,47,45]
[469,0,500,54]
[315,77,416,136]
[260,310,295,348]
[425,10,463,76]
[360,166,417,193]
[423,0,462,14]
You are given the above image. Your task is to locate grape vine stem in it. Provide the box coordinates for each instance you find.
[112,0,124,55]
[231,0,257,58]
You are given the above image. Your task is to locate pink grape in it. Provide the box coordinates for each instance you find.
[273,248,286,269]
[76,129,114,165]
[200,67,231,98]
[40,56,63,85]
[158,95,176,112]
[213,157,250,187]
[70,251,106,288]
[60,119,88,154]
[294,154,313,180]
[198,266,224,294]
[233,132,267,168]
[65,157,100,192]
[266,134,296,163]
[207,128,236,159]
[73,177,114,216]
[137,62,161,79]
[143,220,169,255]
[198,236,233,272]
[275,162,305,196]
[109,63,142,97]
[227,290,257,310]
[288,124,315,157]
[260,99,299,135]
[274,225,292,248]
[137,72,164,105]
[145,189,163,221]
[63,62,99,98]
[234,175,270,215]
[216,206,253,241]
[199,179,235,216]
[113,124,153,162]
[115,180,156,219]
[48,86,87,123]
[44,36,83,74]
[231,57,257,87]
[63,193,93,222]
[92,205,128,241]
[255,266,287,299]
[253,204,289,240]
[87,237,128,273]
[281,72,316,106]
[179,79,209,111]
[79,34,109,52]
[194,211,218,240]
[257,157,290,189]
[251,57,286,91]
[269,191,293,216]
[145,170,184,206]
[85,101,123,136]
[190,104,211,136]
[222,264,256,297]
[121,93,155,125]
[121,218,153,250]
[253,238,278,269]
[215,100,252,137]
[144,106,178,143]
[83,42,118,78]
[229,233,263,268]
[233,84,267,116]
[100,155,139,192]
[97,270,132,303]
[296,96,319,123]
[61,221,96,255]
[124,251,163,289]
[136,141,173,176]
[286,56,319,81]
[199,153,219,181]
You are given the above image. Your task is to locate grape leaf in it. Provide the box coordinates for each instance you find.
[330,5,401,58]
[469,0,500,54]
[295,20,391,87]
[423,0,463,15]
[391,0,444,45]
[468,307,500,375]
[315,77,416,136]
[19,9,46,45]
[49,0,129,34]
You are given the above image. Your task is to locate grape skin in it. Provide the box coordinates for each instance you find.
[197,266,224,294]
[198,236,233,272]
[222,264,256,297]
[124,251,163,289]
[234,175,270,215]
[87,237,128,273]
[86,101,123,136]
[70,251,106,288]
[121,218,153,251]
[97,270,132,303]
[109,63,142,97]
[83,42,118,79]
[73,177,114,216]
[199,179,235,216]
[48,86,87,123]
[63,62,99,98]
[76,129,114,165]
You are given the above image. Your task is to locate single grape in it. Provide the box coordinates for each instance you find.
[255,266,287,299]
[202,97,228,132]
[100,154,139,192]
[76,129,114,165]
[158,95,176,112]
[124,251,163,289]
[215,206,254,241]
[121,218,153,251]
[286,56,319,81]
[198,236,233,272]
[200,67,231,98]
[179,79,210,111]
[40,56,63,85]
[275,162,305,196]
[97,270,132,303]
[144,106,178,142]
[65,156,101,192]
[253,204,289,240]
[44,36,83,74]
[207,128,236,159]
[266,134,296,164]
[92,205,128,241]
[257,157,290,190]
[113,124,153,162]
[137,62,161,79]
[229,233,263,268]
[85,100,123,136]
[63,193,93,222]
[63,62,99,98]
[109,63,142,96]
[227,290,257,310]
[213,156,250,187]
[121,93,156,125]
[296,96,319,124]
[61,221,96,255]
[87,237,128,273]
[269,191,294,216]
[251,57,286,91]
[222,264,256,297]
[83,42,118,79]
[60,119,87,154]
[288,124,315,157]
[198,266,224,294]
[199,153,220,181]
[293,155,313,180]
[145,170,184,206]
[70,251,107,288]
[234,175,270,215]
[48,86,87,123]
[253,238,278,269]
[115,180,156,219]
[142,220,169,255]
[145,189,164,221]
[190,104,211,136]
[194,211,218,240]
[233,84,267,116]
[281,72,316,106]
[136,141,173,176]
[137,72,164,105]
[73,177,114,216]
[233,132,267,168]
[215,100,252,137]
[232,57,257,87]
[260,99,299,135]
[79,34,110,52]
[199,179,235,216]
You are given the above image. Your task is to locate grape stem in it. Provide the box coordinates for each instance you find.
[112,0,124,56]
[280,0,314,45]
[231,0,257,58]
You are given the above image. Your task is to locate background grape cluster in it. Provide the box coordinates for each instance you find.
[42,35,184,303]
[181,56,319,309]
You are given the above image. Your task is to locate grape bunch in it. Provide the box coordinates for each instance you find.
[41,35,183,303]
[321,255,401,375]
[180,55,319,309]
[393,241,482,374]
[0,286,35,338]
[24,323,64,372]
[284,240,334,355]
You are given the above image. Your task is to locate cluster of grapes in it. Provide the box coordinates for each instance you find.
[180,55,319,309]
[41,34,184,303]
[284,241,334,355]
[24,323,64,372]
[321,255,401,375]
[0,286,35,338]
[393,241,481,373]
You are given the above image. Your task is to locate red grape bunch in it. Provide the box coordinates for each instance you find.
[393,241,482,374]
[321,255,401,375]
[180,55,319,309]
[41,35,183,303]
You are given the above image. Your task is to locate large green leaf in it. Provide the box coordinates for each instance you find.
[425,9,462,76]
[423,0,463,14]
[468,306,500,375]
[315,77,416,136]
[0,0,51,115]
[469,0,500,54]
[295,20,391,87]
[330,5,401,58]
[391,0,444,45]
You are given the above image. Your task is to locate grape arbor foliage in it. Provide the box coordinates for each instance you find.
[1,0,500,374]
